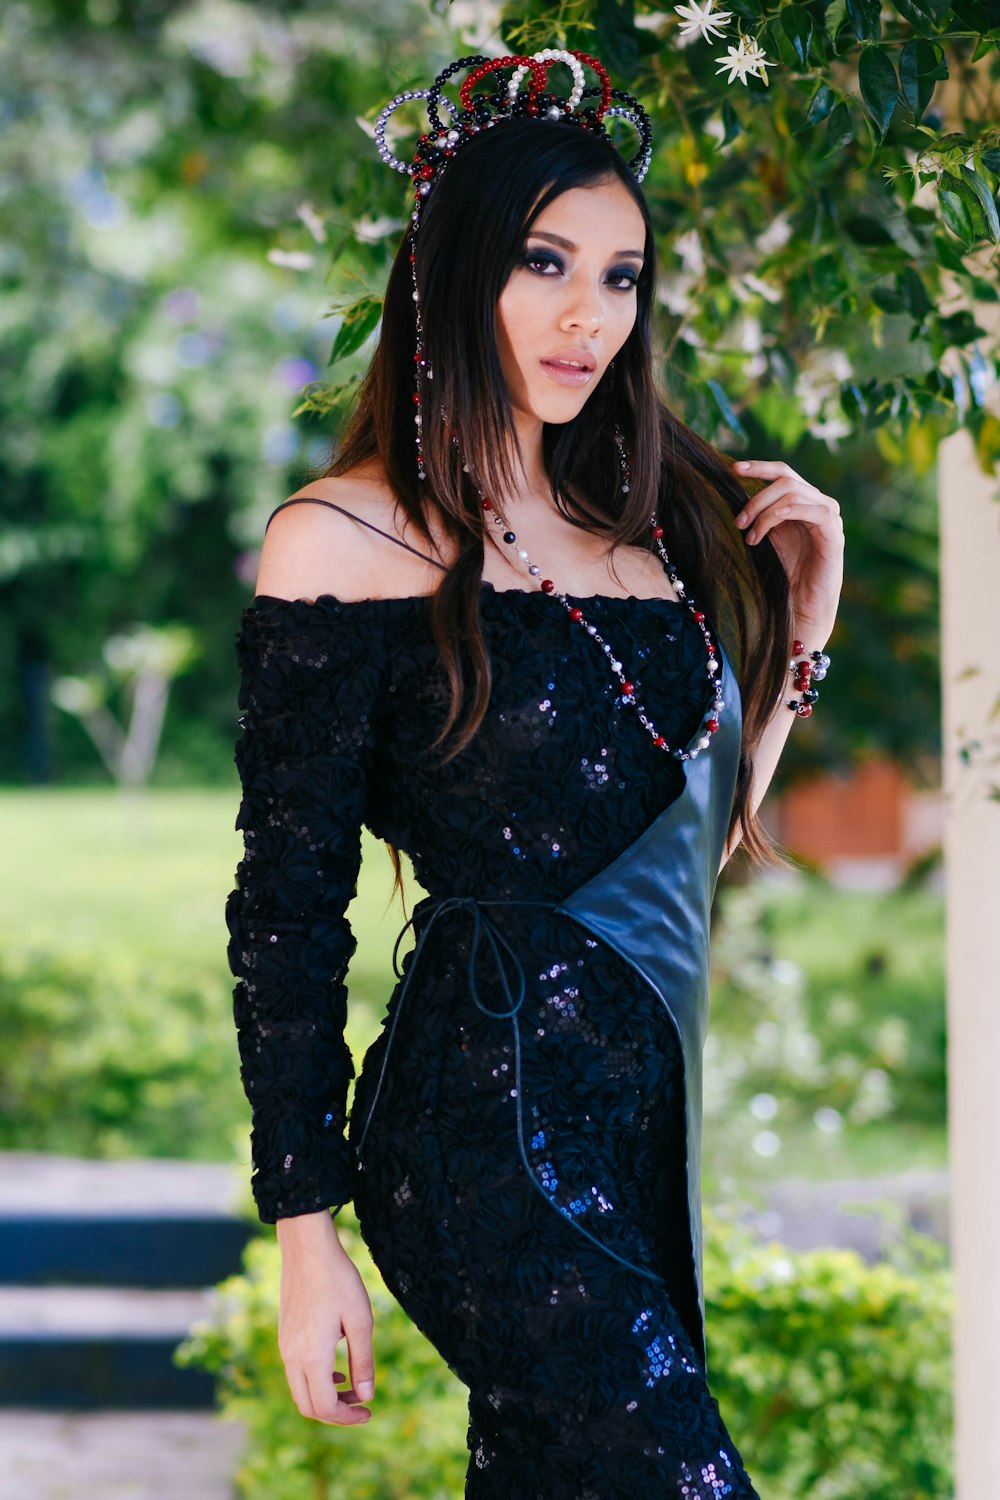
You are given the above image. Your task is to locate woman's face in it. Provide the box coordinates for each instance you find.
[496,176,646,431]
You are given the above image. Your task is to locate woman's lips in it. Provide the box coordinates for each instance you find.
[539,359,594,387]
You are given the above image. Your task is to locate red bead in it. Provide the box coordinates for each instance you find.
[481,498,492,510]
[570,607,584,622]
[652,525,664,539]
[621,681,634,694]
[654,735,666,748]
[797,704,813,717]
[412,393,420,403]
[706,643,716,655]
[693,610,705,622]
[419,165,433,180]
[706,718,719,732]
[540,579,554,593]
[793,639,804,655]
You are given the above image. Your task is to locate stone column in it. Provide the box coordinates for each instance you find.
[938,421,1000,1494]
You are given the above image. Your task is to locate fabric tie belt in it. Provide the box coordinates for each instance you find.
[353,892,664,1284]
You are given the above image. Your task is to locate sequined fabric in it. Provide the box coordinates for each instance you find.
[227,582,761,1498]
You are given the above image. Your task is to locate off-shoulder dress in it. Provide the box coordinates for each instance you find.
[226,497,761,1499]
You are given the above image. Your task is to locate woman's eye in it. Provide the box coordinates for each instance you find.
[522,251,562,274]
[521,252,638,290]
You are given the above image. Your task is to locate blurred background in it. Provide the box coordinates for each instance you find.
[3,0,998,1495]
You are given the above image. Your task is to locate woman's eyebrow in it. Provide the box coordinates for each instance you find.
[527,230,644,261]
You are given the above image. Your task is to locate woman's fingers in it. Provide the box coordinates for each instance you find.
[344,1302,376,1404]
[745,495,838,545]
[303,1355,372,1424]
[732,471,840,545]
[284,1360,317,1421]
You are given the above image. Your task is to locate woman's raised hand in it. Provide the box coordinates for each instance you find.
[275,1210,375,1424]
[731,459,844,643]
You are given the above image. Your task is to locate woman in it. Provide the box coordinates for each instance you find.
[227,48,843,1499]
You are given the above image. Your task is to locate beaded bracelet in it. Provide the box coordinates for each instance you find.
[786,639,831,717]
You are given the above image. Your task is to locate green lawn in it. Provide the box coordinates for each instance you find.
[1,787,946,1189]
[0,784,411,987]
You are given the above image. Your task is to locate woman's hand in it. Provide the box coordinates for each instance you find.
[732,459,844,644]
[275,1211,375,1425]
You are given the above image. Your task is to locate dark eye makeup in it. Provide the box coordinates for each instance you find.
[520,248,639,290]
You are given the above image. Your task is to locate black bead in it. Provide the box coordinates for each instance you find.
[502,531,516,544]
[802,688,819,703]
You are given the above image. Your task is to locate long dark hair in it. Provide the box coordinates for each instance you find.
[326,116,792,867]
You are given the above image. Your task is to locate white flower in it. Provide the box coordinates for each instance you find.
[743,35,774,84]
[674,0,734,43]
[715,34,774,86]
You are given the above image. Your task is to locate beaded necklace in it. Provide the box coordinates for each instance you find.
[479,488,726,763]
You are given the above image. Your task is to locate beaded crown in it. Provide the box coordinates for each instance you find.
[373,47,654,221]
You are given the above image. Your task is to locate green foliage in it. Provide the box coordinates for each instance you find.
[705,873,946,1185]
[175,1207,953,1500]
[0,945,246,1160]
[175,1218,470,1500]
[492,0,1000,471]
[704,1207,954,1499]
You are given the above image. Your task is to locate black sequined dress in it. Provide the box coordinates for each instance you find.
[226,513,761,1499]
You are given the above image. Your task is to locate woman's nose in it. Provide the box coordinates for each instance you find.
[560,280,603,334]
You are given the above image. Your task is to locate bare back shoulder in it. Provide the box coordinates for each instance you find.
[253,459,449,604]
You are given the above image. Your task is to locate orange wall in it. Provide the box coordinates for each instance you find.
[775,759,907,860]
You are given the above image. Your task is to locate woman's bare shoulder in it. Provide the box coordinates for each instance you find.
[253,463,440,604]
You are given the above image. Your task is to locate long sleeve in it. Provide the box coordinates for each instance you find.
[225,596,385,1223]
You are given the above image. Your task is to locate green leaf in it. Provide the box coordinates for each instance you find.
[719,99,743,147]
[844,215,895,245]
[327,295,383,366]
[949,0,1000,29]
[840,382,870,420]
[893,0,951,29]
[898,39,949,122]
[706,379,748,441]
[803,82,837,128]
[933,231,972,274]
[938,188,978,249]
[845,0,881,40]
[593,0,640,82]
[941,170,988,240]
[958,164,1000,243]
[781,5,815,67]
[899,267,932,322]
[981,148,1000,174]
[822,101,856,156]
[873,287,906,314]
[858,47,899,140]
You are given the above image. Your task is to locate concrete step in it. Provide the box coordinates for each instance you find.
[0,1409,246,1500]
[742,1166,950,1261]
[0,1154,255,1288]
[0,1155,257,1410]
[0,1287,219,1409]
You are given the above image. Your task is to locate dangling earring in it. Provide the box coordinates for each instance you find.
[410,233,431,481]
[613,424,631,495]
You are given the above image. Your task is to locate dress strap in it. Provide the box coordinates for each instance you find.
[265,496,448,572]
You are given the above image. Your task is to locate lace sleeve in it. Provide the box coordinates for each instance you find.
[225,596,385,1224]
